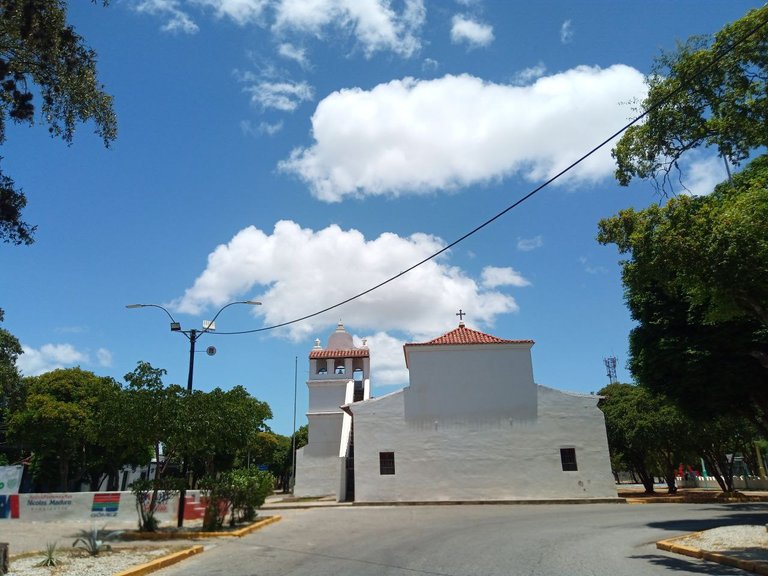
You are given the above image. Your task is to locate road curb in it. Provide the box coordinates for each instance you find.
[112,545,204,576]
[263,499,627,509]
[351,498,627,506]
[623,493,768,505]
[123,515,281,540]
[657,534,768,575]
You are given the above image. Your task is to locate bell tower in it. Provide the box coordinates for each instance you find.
[294,322,370,500]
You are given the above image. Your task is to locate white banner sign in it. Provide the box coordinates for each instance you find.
[0,466,23,494]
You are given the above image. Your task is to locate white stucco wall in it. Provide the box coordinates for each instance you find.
[351,385,616,502]
[293,446,344,498]
[294,377,351,499]
[309,379,352,412]
[404,344,537,421]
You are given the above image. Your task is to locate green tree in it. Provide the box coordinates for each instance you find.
[598,159,768,431]
[0,0,116,244]
[123,361,184,480]
[612,5,768,193]
[0,324,23,461]
[84,381,152,491]
[293,424,308,450]
[180,386,272,481]
[697,415,759,493]
[598,382,695,494]
[123,362,188,531]
[603,5,768,437]
[8,367,119,490]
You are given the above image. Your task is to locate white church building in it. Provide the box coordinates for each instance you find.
[293,320,617,502]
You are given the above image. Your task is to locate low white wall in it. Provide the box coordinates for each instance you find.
[679,476,768,491]
[0,490,208,524]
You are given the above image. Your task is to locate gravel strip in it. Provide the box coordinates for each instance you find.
[7,547,174,576]
[674,525,768,553]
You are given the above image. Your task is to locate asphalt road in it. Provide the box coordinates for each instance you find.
[154,502,768,576]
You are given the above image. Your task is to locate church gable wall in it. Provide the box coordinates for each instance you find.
[403,344,536,421]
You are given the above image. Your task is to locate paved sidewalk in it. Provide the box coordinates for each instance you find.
[261,493,352,510]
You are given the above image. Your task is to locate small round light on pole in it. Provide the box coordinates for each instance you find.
[206,346,217,356]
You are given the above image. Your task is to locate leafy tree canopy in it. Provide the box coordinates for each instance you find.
[598,382,695,493]
[180,385,273,478]
[599,157,768,429]
[612,5,768,193]
[0,324,23,460]
[123,361,184,479]
[600,156,768,327]
[8,367,121,489]
[0,324,22,401]
[0,0,116,245]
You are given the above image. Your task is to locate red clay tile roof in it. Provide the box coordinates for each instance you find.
[309,349,369,359]
[406,324,534,347]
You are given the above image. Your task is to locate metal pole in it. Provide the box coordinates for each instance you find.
[178,329,197,527]
[291,356,298,492]
[187,329,197,392]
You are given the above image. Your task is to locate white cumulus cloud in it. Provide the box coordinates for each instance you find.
[517,235,543,252]
[273,0,426,57]
[512,62,546,85]
[277,42,310,67]
[450,15,494,48]
[194,0,269,25]
[172,220,525,345]
[135,0,199,33]
[280,66,647,201]
[357,331,409,386]
[17,344,89,376]
[560,19,574,44]
[480,266,530,288]
[244,80,314,111]
[96,348,114,368]
[134,0,425,58]
[685,153,730,196]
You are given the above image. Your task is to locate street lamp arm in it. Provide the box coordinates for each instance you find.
[202,300,262,336]
[126,303,190,339]
[125,303,179,324]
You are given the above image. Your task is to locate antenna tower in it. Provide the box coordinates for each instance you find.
[604,356,618,384]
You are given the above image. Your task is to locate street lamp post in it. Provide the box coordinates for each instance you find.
[126,300,261,392]
[126,300,261,526]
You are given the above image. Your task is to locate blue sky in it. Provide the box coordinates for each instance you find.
[0,0,758,436]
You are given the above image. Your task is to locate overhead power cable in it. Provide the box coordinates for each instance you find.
[215,7,768,337]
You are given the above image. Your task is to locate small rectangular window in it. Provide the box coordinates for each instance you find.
[560,448,578,471]
[379,452,395,475]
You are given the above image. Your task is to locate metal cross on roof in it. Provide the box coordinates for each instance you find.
[456,309,466,321]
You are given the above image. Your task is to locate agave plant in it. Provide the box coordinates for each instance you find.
[37,542,59,567]
[72,524,124,556]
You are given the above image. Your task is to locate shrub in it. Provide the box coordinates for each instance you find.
[200,468,274,530]
[130,477,183,532]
